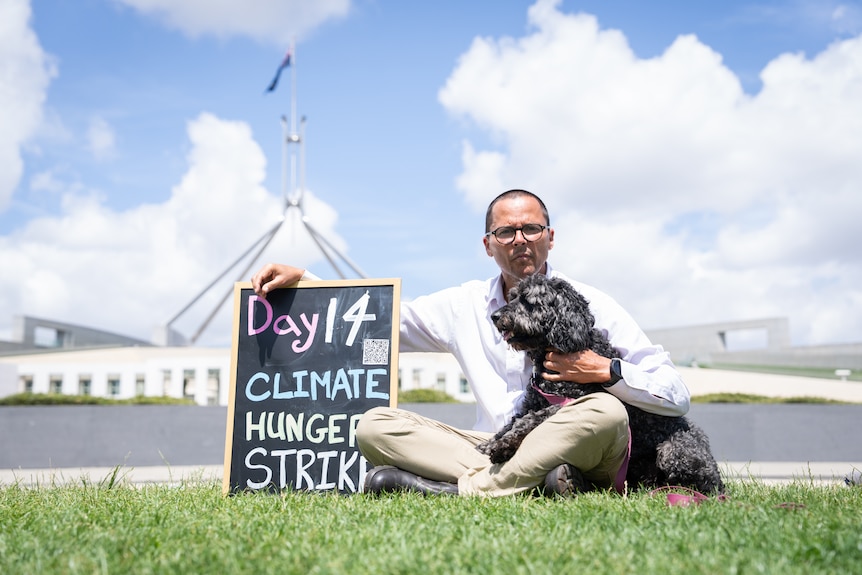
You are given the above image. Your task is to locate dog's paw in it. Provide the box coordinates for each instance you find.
[475,440,515,463]
[488,448,515,464]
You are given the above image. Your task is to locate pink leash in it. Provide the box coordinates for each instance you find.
[531,383,578,407]
[649,485,729,506]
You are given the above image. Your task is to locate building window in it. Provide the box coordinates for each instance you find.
[162,369,172,396]
[19,375,34,394]
[49,374,63,394]
[206,369,220,406]
[183,369,196,400]
[459,376,469,395]
[436,373,447,392]
[34,326,67,348]
[135,374,145,396]
[411,368,421,389]
[108,375,121,397]
[78,375,92,396]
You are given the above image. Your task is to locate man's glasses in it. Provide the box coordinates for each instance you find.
[485,224,549,245]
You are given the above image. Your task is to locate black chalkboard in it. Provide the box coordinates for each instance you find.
[222,279,400,495]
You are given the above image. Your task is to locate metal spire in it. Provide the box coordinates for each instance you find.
[161,42,367,346]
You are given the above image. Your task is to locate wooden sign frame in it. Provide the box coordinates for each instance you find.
[222,278,400,495]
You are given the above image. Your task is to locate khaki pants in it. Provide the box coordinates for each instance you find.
[356,393,629,497]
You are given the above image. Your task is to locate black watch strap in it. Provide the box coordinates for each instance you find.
[605,358,623,387]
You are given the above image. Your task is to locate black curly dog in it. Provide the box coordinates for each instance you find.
[477,274,724,494]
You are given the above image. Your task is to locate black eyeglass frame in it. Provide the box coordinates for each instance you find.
[484,224,549,245]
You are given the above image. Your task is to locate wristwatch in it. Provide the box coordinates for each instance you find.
[605,358,623,387]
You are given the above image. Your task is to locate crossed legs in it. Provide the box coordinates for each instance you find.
[357,393,629,497]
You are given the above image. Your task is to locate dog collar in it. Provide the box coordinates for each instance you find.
[531,382,576,407]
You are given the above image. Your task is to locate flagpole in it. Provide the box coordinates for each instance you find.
[281,114,288,209]
[289,38,298,207]
[290,38,297,147]
[299,115,306,211]
[159,39,368,347]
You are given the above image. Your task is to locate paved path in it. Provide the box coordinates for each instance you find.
[2,461,858,488]
[679,366,862,402]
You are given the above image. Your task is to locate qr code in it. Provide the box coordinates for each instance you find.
[362,339,390,365]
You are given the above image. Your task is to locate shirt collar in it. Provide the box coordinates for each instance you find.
[488,273,507,309]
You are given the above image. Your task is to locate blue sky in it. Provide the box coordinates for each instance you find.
[3,0,862,349]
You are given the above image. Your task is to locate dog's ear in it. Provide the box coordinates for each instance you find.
[546,278,595,352]
[505,284,520,303]
[520,274,555,308]
[554,280,596,325]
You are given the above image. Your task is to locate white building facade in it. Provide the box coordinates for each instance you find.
[396,352,475,403]
[0,348,474,406]
[3,347,231,406]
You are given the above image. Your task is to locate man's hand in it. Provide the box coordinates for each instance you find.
[251,263,305,298]
[542,349,613,385]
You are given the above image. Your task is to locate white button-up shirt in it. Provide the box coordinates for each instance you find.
[399,265,690,432]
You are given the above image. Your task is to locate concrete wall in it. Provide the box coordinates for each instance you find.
[647,318,862,371]
[10,315,150,350]
[2,404,860,470]
[646,318,791,365]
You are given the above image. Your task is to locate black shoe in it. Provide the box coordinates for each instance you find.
[542,464,591,497]
[363,466,459,496]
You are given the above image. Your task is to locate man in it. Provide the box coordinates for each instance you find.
[251,189,690,497]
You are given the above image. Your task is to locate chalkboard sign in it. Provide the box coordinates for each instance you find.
[222,279,400,495]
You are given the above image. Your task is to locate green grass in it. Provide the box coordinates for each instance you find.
[0,393,195,406]
[1,478,859,574]
[398,388,459,403]
[691,392,851,404]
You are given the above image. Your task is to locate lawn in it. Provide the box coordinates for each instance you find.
[1,477,859,574]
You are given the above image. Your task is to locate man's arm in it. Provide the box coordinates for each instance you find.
[541,349,690,416]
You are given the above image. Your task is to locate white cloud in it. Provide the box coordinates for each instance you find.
[0,0,56,211]
[29,170,74,195]
[113,0,351,44]
[0,113,345,346]
[86,117,117,161]
[439,0,862,345]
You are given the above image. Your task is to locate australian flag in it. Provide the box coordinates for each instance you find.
[266,49,292,93]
